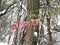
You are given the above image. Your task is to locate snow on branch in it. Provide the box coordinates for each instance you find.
[0,1,22,17]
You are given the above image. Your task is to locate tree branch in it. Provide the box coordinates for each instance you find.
[0,1,19,17]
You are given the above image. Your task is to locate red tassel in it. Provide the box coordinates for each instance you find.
[12,20,17,31]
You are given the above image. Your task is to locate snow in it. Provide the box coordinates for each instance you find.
[57,15,60,25]
[0,9,6,14]
[9,35,14,45]
[57,21,60,25]
[52,32,60,45]
[34,32,38,37]
[0,42,8,45]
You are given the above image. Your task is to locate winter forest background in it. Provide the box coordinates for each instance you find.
[0,0,60,45]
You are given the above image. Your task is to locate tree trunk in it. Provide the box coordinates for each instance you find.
[25,0,40,45]
[0,0,1,10]
[47,18,53,45]
[46,0,53,45]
